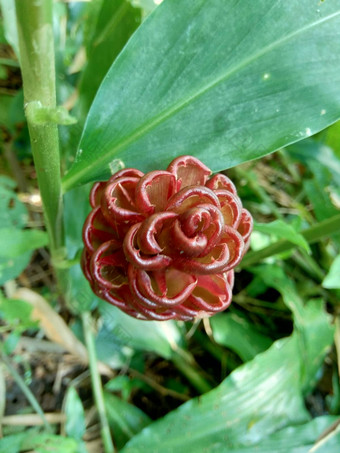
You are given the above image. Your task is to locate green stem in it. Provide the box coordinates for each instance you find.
[82,312,115,453]
[1,351,51,432]
[15,0,64,259]
[0,58,19,67]
[241,213,340,268]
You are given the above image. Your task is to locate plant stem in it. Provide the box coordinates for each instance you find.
[241,213,340,268]
[1,351,51,432]
[15,0,64,259]
[82,312,115,453]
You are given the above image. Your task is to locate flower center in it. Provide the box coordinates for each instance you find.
[170,204,225,258]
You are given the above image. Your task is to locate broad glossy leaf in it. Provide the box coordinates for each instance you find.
[61,0,141,165]
[78,0,141,114]
[225,417,340,453]
[98,302,183,359]
[63,0,340,190]
[129,0,159,17]
[104,391,151,450]
[210,311,272,362]
[121,300,333,452]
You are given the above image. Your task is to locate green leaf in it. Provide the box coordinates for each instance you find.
[78,0,141,115]
[210,311,272,362]
[64,386,86,441]
[0,294,36,329]
[304,173,339,223]
[0,176,28,229]
[0,251,31,285]
[0,429,78,453]
[323,255,340,289]
[121,300,333,452]
[251,264,334,393]
[0,229,48,258]
[0,175,30,283]
[104,391,151,450]
[324,119,340,159]
[62,186,98,314]
[64,263,98,314]
[0,0,20,59]
[98,302,183,359]
[95,319,134,369]
[227,417,340,453]
[129,0,158,18]
[289,139,340,183]
[254,220,311,253]
[105,376,149,400]
[289,140,340,238]
[63,0,340,190]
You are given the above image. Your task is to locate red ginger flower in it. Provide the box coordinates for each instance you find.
[82,156,252,321]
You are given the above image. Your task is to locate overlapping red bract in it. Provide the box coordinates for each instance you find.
[82,156,253,321]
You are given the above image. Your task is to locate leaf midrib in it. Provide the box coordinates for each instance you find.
[65,9,340,189]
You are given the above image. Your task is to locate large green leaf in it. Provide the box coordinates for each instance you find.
[210,310,272,362]
[223,417,340,453]
[98,302,183,359]
[104,391,151,450]
[78,0,141,114]
[62,0,340,190]
[121,300,333,452]
[0,229,48,258]
[251,264,333,394]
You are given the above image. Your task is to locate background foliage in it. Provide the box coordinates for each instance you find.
[0,0,340,452]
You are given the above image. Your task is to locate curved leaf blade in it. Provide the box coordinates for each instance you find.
[120,300,334,452]
[63,0,340,190]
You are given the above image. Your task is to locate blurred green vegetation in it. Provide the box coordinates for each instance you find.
[0,1,339,452]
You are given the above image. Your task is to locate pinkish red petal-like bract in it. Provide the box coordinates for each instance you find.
[82,156,253,321]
